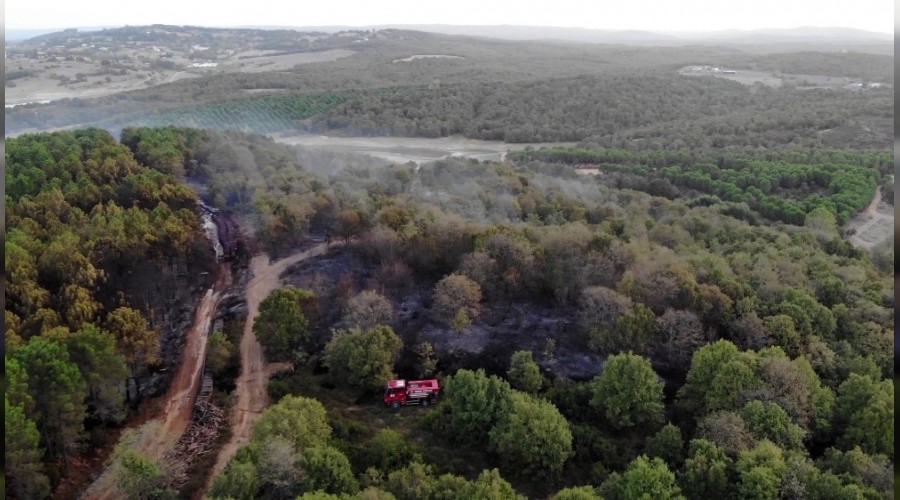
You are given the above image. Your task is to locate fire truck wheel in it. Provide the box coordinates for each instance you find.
[391,401,400,409]
[422,399,430,407]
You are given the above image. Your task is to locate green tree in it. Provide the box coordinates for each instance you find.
[645,423,684,468]
[5,396,51,500]
[458,469,525,500]
[108,422,173,500]
[301,446,358,495]
[209,457,259,499]
[835,374,893,458]
[58,324,129,424]
[678,340,759,415]
[113,448,169,499]
[507,350,543,394]
[413,342,438,379]
[740,401,805,450]
[609,303,656,354]
[367,429,419,473]
[322,325,403,392]
[489,391,573,476]
[678,439,732,500]
[15,336,86,462]
[250,395,331,450]
[439,369,513,444]
[602,455,684,500]
[735,441,788,500]
[254,287,314,363]
[206,331,235,377]
[552,485,602,499]
[590,352,664,430]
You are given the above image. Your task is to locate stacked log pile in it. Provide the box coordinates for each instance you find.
[165,397,225,487]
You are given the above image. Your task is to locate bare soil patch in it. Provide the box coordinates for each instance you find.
[844,179,893,250]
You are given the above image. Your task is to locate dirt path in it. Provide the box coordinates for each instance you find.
[845,176,893,250]
[204,243,330,487]
[81,264,232,499]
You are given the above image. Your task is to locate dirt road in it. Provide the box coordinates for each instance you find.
[845,176,893,250]
[81,263,232,499]
[204,243,330,486]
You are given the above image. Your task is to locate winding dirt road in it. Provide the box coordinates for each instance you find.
[82,263,232,500]
[204,243,330,488]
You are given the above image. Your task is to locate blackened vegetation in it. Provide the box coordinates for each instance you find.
[212,212,240,261]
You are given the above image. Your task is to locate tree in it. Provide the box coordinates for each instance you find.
[678,340,757,415]
[458,469,525,500]
[602,456,684,500]
[578,285,632,336]
[645,423,684,468]
[735,441,788,500]
[106,306,159,400]
[322,325,403,392]
[254,286,314,363]
[300,447,359,495]
[250,395,331,450]
[206,331,235,377]
[730,312,771,352]
[112,449,170,499]
[654,308,706,371]
[342,290,393,330]
[432,273,482,326]
[57,324,128,424]
[256,437,304,499]
[334,209,364,243]
[413,342,438,379]
[507,350,543,394]
[740,401,805,450]
[439,369,513,443]
[678,439,732,500]
[835,374,893,458]
[489,391,573,476]
[14,336,86,462]
[367,429,419,473]
[552,486,602,499]
[696,411,755,457]
[5,396,51,500]
[605,303,656,354]
[590,352,664,430]
[108,422,174,499]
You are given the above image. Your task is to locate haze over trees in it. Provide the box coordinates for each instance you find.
[4,25,893,499]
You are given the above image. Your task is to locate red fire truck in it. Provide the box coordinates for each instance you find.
[383,379,440,408]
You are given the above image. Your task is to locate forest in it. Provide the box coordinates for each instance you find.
[7,123,891,498]
[4,26,895,500]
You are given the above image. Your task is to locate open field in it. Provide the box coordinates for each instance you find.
[678,66,888,89]
[218,48,356,72]
[273,133,576,164]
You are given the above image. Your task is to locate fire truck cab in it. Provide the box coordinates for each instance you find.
[383,379,440,409]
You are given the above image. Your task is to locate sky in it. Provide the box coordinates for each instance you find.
[4,0,894,33]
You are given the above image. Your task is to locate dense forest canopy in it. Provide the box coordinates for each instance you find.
[4,27,894,500]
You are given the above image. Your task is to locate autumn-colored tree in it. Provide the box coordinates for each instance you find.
[432,273,482,326]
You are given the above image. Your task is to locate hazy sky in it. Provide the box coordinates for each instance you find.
[5,0,894,33]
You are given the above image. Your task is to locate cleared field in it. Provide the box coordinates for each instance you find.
[219,49,356,72]
[679,66,863,89]
[272,133,575,164]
